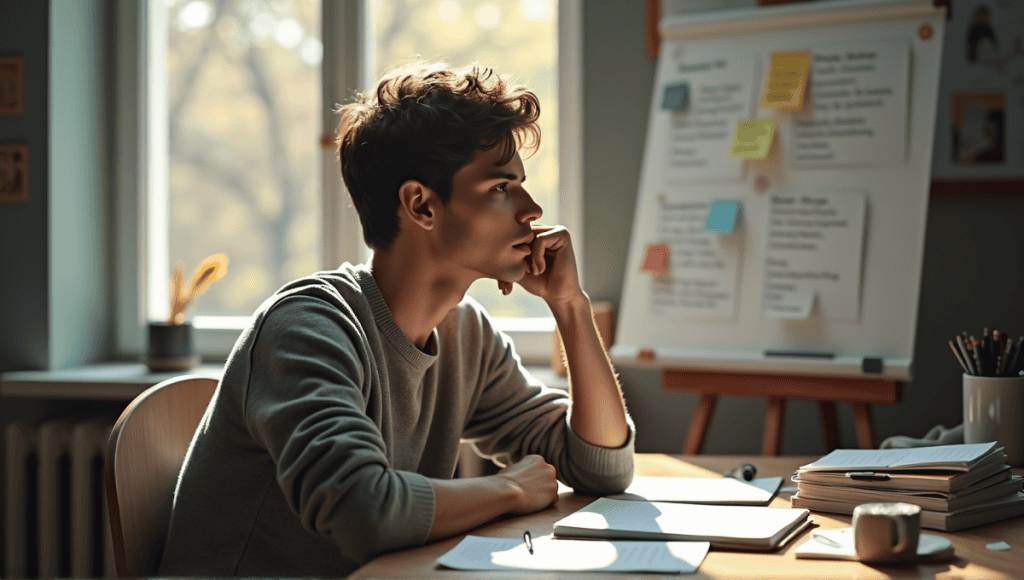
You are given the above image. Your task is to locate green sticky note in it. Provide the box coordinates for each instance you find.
[727,118,777,160]
[704,200,741,233]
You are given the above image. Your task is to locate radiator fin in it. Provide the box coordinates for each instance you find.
[5,420,115,579]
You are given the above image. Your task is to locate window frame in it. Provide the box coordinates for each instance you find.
[115,0,582,365]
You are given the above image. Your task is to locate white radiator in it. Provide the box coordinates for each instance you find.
[5,420,115,579]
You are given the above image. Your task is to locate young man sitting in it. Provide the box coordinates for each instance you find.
[158,61,634,577]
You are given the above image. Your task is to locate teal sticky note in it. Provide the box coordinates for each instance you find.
[661,82,690,111]
[704,200,741,233]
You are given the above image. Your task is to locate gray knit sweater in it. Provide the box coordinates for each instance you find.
[157,263,635,576]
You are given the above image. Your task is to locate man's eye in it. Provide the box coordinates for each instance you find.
[494,183,508,193]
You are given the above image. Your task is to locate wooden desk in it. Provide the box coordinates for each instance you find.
[351,454,1023,579]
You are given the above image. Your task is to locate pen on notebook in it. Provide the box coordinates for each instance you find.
[523,530,533,555]
[811,531,842,548]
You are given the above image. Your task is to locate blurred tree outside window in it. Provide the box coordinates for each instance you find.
[366,0,558,320]
[159,0,557,323]
[163,0,322,322]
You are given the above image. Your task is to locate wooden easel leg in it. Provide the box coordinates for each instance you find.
[762,397,786,456]
[684,394,718,455]
[852,403,876,449]
[818,401,840,451]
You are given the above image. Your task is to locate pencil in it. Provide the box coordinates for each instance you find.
[949,340,969,374]
[999,337,1012,376]
[983,328,990,371]
[1011,336,1024,376]
[956,334,975,375]
[970,338,984,377]
[992,330,1001,373]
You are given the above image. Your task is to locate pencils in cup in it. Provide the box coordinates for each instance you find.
[951,329,1024,377]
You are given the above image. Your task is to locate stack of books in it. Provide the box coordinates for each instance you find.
[791,442,1024,532]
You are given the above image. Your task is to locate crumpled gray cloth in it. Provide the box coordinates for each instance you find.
[880,424,964,449]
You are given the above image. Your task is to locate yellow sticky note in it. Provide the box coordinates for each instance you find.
[728,118,777,160]
[760,51,811,111]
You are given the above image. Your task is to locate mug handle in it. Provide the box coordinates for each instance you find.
[891,517,910,554]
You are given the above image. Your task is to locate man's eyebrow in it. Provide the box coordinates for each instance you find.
[485,170,526,182]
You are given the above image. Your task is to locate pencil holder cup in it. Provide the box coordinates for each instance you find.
[145,321,201,372]
[963,373,1024,466]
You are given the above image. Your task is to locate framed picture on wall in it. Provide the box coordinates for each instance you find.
[0,56,24,115]
[0,144,30,202]
[931,0,1024,194]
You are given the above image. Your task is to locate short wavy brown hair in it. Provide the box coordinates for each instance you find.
[335,61,541,250]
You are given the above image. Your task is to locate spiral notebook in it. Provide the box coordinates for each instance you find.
[553,497,811,550]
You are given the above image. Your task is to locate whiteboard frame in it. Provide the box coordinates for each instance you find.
[611,0,946,381]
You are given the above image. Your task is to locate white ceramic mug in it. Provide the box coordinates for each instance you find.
[853,502,921,564]
[963,373,1024,466]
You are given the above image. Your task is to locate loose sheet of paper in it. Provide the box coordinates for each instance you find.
[662,47,757,183]
[651,196,743,318]
[762,191,866,320]
[791,41,910,167]
[437,534,709,573]
[608,475,783,505]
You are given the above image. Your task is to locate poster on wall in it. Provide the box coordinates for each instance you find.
[932,0,1024,180]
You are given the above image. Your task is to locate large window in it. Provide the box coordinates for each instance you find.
[117,0,580,362]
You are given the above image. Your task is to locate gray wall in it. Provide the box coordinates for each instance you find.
[0,0,113,374]
[581,3,1024,456]
[1,0,51,371]
[48,0,114,369]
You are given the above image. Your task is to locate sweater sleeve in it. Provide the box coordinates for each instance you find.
[242,296,434,564]
[461,305,635,495]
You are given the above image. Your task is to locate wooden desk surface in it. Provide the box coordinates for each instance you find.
[351,454,1023,579]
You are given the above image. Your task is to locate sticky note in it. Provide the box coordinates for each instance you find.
[760,51,811,111]
[704,200,741,233]
[728,118,777,160]
[986,541,1011,551]
[763,288,816,319]
[640,244,670,274]
[661,82,690,111]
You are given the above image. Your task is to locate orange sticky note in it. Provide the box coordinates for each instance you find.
[641,244,670,274]
[760,51,811,111]
[728,118,777,160]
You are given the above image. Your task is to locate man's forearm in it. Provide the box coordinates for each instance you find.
[427,475,519,540]
[550,293,629,448]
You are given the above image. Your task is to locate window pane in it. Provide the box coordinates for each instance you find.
[366,0,558,319]
[163,0,322,319]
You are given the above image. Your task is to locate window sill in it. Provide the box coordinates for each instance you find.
[0,362,567,400]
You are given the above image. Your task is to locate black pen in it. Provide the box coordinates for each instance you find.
[723,463,757,481]
[523,530,534,555]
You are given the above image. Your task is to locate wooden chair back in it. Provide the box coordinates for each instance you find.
[104,375,217,577]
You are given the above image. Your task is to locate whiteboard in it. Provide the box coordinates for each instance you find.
[611,0,946,381]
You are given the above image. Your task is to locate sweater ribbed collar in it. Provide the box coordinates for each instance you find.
[352,264,438,371]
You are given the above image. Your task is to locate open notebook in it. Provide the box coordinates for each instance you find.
[553,497,810,550]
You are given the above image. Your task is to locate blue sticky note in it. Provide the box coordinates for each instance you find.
[661,82,689,111]
[704,200,741,233]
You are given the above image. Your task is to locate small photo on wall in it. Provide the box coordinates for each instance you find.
[0,144,30,202]
[0,56,24,115]
[950,91,1006,166]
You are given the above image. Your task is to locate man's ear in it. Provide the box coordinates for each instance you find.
[397,179,438,231]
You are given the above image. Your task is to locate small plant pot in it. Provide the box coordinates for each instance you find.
[145,321,201,372]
